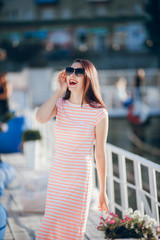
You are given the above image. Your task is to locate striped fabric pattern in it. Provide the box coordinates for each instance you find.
[35,97,108,240]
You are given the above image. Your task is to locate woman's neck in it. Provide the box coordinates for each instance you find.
[69,93,85,104]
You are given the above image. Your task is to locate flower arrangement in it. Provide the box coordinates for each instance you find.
[97,208,160,239]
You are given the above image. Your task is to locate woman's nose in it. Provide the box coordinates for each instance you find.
[70,71,76,77]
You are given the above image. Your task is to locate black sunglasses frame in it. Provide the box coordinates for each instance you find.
[65,67,85,77]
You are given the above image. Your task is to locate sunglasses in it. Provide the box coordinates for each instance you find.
[65,67,85,77]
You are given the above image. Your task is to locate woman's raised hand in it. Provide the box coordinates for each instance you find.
[57,70,68,94]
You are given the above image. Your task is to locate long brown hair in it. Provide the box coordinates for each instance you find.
[62,58,107,110]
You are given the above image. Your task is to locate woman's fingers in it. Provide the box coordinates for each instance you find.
[58,71,67,84]
[60,71,65,77]
[57,70,68,93]
[59,70,66,77]
[98,202,109,213]
[98,208,109,214]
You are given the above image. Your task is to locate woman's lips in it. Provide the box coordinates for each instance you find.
[69,79,78,85]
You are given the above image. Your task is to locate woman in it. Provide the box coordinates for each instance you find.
[0,72,13,131]
[0,73,10,117]
[35,58,109,240]
[133,68,145,101]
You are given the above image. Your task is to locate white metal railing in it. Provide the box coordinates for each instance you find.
[31,109,160,224]
[92,143,160,224]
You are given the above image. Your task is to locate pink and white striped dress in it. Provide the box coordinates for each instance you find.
[35,97,108,240]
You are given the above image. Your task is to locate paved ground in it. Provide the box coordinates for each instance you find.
[0,153,105,240]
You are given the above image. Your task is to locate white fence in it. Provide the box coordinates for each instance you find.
[31,110,160,224]
[98,143,160,224]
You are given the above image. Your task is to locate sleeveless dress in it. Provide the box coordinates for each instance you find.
[35,97,108,240]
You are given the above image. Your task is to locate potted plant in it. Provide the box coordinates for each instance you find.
[21,129,42,170]
[97,208,160,240]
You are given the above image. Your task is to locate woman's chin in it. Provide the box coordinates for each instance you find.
[68,85,78,91]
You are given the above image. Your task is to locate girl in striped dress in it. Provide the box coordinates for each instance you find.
[35,58,109,240]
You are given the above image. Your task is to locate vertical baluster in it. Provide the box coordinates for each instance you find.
[149,167,159,223]
[118,154,128,212]
[133,161,144,214]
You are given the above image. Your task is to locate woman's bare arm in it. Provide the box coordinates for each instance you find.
[36,89,63,123]
[95,113,109,193]
[95,113,109,213]
[36,70,67,124]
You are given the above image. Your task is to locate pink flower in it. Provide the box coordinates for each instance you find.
[97,226,101,230]
[125,215,131,221]
[98,224,102,228]
[109,212,118,217]
[99,221,103,225]
[105,216,111,223]
[156,226,160,232]
[122,219,126,223]
[109,212,114,216]
[108,219,116,224]
[100,215,103,220]
[98,221,103,228]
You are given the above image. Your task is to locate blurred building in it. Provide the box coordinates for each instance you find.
[0,0,157,69]
[0,0,147,21]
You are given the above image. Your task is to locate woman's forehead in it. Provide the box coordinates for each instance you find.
[71,62,83,68]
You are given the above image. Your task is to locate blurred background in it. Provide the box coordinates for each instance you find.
[0,0,160,70]
[0,0,159,163]
[0,1,160,239]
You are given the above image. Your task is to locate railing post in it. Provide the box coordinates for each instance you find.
[133,161,144,214]
[118,154,128,212]
[148,167,159,223]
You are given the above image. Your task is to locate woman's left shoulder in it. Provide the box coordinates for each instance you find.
[94,106,108,126]
[96,107,108,118]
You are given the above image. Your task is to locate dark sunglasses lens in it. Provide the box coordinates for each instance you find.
[75,68,85,76]
[65,67,73,75]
